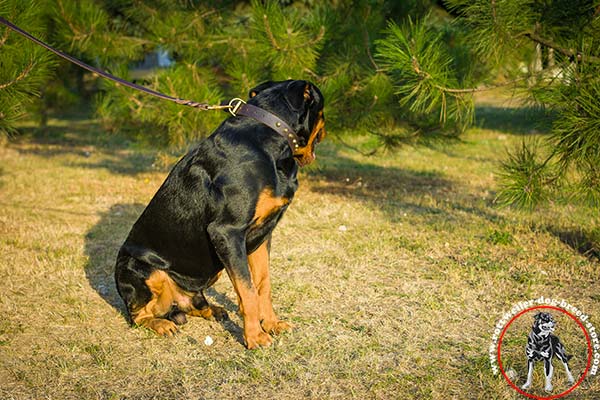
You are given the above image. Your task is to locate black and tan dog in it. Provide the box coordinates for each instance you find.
[114,80,325,349]
[521,312,575,392]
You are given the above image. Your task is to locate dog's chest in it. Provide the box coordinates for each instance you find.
[529,332,553,359]
[245,188,291,251]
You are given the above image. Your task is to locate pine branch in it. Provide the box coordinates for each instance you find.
[262,14,324,51]
[367,128,424,152]
[303,67,320,79]
[0,27,9,47]
[433,76,528,93]
[409,53,526,94]
[0,60,35,90]
[363,28,380,72]
[57,0,88,41]
[333,133,378,156]
[523,31,600,63]
[263,14,281,50]
[299,25,325,49]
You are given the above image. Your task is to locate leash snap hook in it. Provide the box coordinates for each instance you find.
[228,98,246,116]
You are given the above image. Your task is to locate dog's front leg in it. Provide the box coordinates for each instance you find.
[544,359,554,392]
[248,238,293,335]
[562,361,575,385]
[208,223,272,349]
[521,360,534,390]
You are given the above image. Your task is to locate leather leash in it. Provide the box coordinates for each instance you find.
[0,16,302,153]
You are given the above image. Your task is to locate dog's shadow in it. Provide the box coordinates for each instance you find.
[83,203,244,344]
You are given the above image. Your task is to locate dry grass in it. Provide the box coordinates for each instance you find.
[0,106,599,399]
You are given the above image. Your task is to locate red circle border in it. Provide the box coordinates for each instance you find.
[497,305,593,400]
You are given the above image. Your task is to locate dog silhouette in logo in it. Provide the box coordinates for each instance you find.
[521,312,575,392]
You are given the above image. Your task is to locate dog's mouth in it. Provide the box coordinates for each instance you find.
[539,322,555,334]
[293,121,326,167]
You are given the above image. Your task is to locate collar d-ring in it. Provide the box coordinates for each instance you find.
[228,98,246,116]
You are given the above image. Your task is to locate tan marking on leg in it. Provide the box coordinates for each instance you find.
[225,268,272,349]
[188,302,228,321]
[206,271,222,288]
[188,307,214,319]
[253,189,289,226]
[247,241,293,335]
[131,270,195,336]
[185,272,228,320]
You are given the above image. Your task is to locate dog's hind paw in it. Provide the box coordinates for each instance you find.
[544,383,553,393]
[168,311,188,325]
[211,305,229,321]
[143,318,179,337]
[521,382,531,390]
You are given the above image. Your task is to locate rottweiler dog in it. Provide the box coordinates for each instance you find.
[521,312,575,392]
[114,80,325,349]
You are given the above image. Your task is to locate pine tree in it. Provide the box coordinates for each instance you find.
[443,0,600,207]
[3,0,597,209]
[0,0,440,145]
[0,0,56,133]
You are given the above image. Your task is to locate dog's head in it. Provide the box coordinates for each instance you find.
[248,80,326,167]
[533,312,556,336]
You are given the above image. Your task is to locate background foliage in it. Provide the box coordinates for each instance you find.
[1,0,599,208]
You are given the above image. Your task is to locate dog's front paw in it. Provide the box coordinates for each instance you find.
[245,331,273,349]
[545,383,553,393]
[521,382,531,390]
[262,320,294,335]
[146,318,179,337]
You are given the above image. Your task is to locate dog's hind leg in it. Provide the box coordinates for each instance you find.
[521,360,534,390]
[115,256,178,336]
[554,339,575,385]
[187,289,229,321]
[562,361,575,385]
[544,359,554,392]
[556,349,575,385]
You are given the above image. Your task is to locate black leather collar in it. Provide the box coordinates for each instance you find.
[228,99,301,153]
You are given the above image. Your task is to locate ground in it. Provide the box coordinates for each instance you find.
[0,100,599,399]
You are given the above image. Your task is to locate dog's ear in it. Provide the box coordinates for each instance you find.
[249,81,276,98]
[284,80,312,111]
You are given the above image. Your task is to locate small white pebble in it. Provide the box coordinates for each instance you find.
[338,225,347,232]
[204,336,214,346]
